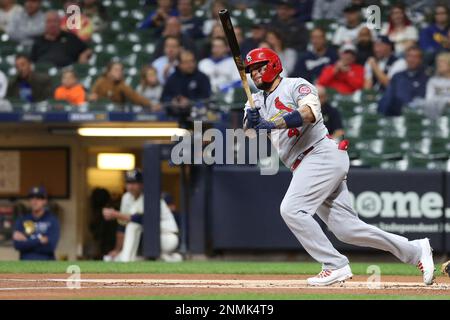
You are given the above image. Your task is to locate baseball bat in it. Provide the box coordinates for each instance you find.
[218,9,255,108]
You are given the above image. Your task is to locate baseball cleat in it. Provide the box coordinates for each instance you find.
[307,264,353,286]
[417,238,435,285]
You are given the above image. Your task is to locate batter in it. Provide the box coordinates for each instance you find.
[243,47,435,286]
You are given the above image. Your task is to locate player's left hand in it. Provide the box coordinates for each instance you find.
[255,119,276,130]
[246,107,261,128]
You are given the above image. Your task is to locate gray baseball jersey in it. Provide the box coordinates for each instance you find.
[244,77,329,168]
[243,76,423,272]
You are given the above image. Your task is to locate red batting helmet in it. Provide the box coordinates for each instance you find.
[245,48,283,83]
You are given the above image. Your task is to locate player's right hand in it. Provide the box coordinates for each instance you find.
[246,107,261,128]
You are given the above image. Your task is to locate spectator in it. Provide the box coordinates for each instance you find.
[241,24,267,58]
[90,62,154,109]
[0,69,11,111]
[161,50,211,116]
[378,46,428,116]
[81,0,109,32]
[312,0,351,21]
[61,1,93,42]
[54,69,86,106]
[364,36,407,91]
[152,16,197,60]
[271,0,309,51]
[31,11,93,68]
[152,36,181,85]
[6,0,45,47]
[202,0,236,37]
[177,0,204,39]
[0,0,23,32]
[425,52,450,115]
[139,0,178,35]
[356,27,374,65]
[13,186,60,261]
[102,169,181,262]
[0,69,7,99]
[419,4,449,63]
[317,85,345,140]
[333,4,367,47]
[198,37,241,94]
[290,27,338,82]
[265,29,297,76]
[7,54,52,102]
[199,22,243,60]
[317,43,364,95]
[381,4,419,56]
[296,0,314,22]
[136,65,163,111]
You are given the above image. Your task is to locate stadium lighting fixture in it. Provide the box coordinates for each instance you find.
[97,153,135,170]
[78,127,189,137]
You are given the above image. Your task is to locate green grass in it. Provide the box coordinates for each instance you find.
[0,260,427,276]
[90,293,450,300]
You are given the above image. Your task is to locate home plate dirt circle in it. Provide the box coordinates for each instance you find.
[0,274,449,299]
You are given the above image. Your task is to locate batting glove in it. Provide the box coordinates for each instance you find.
[246,107,261,128]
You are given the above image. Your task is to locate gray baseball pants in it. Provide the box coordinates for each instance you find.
[280,137,421,269]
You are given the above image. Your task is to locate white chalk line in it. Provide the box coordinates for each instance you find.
[0,278,449,291]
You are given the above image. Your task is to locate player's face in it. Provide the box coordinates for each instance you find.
[126,182,143,197]
[249,62,268,88]
[29,197,47,214]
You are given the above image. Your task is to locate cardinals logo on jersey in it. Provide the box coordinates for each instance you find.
[274,97,300,138]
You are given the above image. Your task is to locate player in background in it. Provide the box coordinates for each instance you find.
[102,169,182,262]
[13,186,60,260]
[243,47,435,286]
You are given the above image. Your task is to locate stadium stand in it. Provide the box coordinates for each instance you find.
[0,0,449,170]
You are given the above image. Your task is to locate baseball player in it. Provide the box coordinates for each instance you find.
[243,47,435,286]
[102,169,182,262]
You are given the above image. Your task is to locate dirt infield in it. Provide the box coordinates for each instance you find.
[0,274,449,299]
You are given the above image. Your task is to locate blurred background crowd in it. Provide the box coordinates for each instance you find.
[0,0,450,169]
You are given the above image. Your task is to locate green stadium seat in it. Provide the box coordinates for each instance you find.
[406,153,447,170]
[359,152,385,168]
[359,123,381,139]
[0,40,18,56]
[366,137,406,160]
[34,62,55,73]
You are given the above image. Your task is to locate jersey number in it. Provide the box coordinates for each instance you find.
[275,97,300,138]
